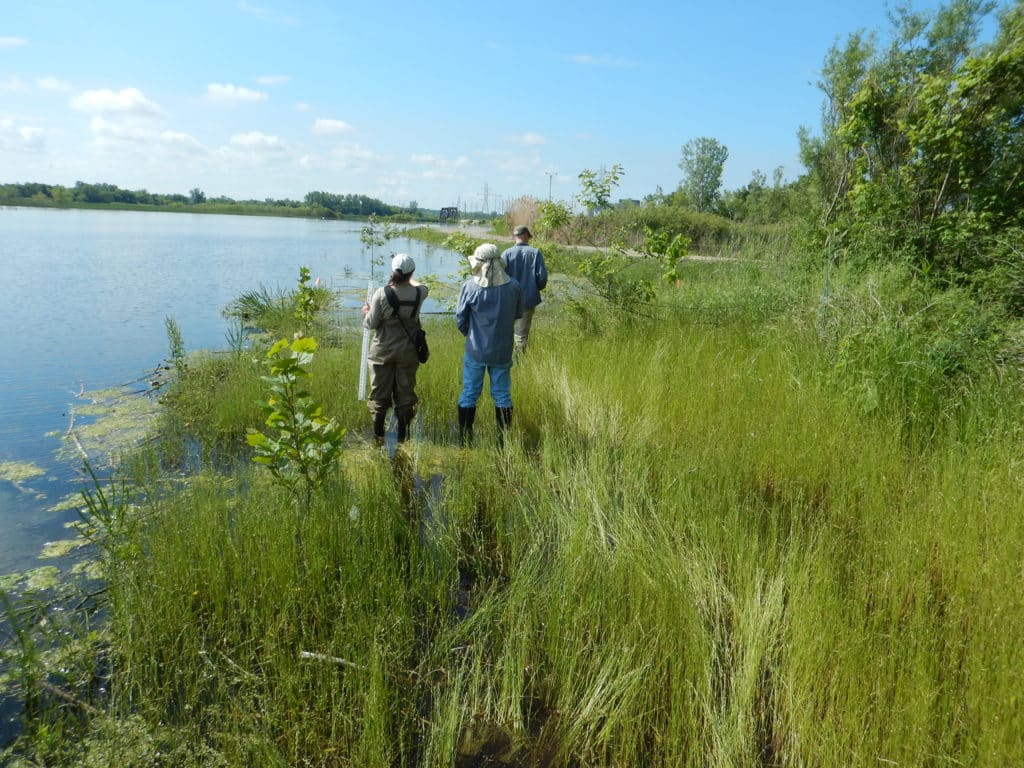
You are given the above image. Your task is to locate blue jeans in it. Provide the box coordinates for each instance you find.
[458,355,512,408]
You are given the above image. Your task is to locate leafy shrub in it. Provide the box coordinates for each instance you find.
[246,336,345,510]
[820,263,1008,435]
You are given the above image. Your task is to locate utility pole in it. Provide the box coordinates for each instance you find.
[545,171,556,200]
[481,182,490,214]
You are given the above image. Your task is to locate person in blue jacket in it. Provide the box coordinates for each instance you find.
[455,243,524,445]
[501,225,547,354]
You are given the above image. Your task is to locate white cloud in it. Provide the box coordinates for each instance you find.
[206,83,269,104]
[507,132,545,146]
[87,117,166,147]
[1,75,25,92]
[218,132,296,171]
[409,152,471,180]
[568,53,635,68]
[0,118,44,152]
[333,143,376,161]
[230,131,286,149]
[327,143,378,170]
[37,76,72,92]
[487,149,544,175]
[312,118,353,135]
[236,1,299,25]
[72,87,163,117]
[294,102,311,111]
[256,74,290,85]
[159,130,206,150]
[0,36,28,48]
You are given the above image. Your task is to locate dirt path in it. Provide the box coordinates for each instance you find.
[435,223,735,262]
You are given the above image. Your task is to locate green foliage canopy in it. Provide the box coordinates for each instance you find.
[801,0,1024,288]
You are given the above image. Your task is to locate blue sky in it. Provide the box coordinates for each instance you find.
[0,0,988,210]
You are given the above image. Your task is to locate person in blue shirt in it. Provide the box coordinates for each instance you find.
[501,225,547,354]
[455,243,524,446]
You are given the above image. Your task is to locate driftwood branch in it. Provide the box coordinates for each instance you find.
[38,679,104,717]
[298,650,366,670]
[64,410,90,461]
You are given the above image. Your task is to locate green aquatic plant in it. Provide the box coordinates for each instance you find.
[223,284,282,328]
[0,461,45,484]
[164,315,187,374]
[221,268,334,342]
[293,265,332,335]
[246,336,345,510]
[441,231,477,257]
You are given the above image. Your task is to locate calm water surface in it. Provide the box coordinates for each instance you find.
[0,206,459,577]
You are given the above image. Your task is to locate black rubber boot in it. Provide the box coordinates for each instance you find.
[458,406,476,446]
[373,411,387,447]
[396,417,411,443]
[495,406,513,446]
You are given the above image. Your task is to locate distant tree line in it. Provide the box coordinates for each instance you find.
[0,181,198,207]
[303,191,396,218]
[0,181,437,222]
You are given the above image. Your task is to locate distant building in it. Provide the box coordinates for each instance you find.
[617,198,641,208]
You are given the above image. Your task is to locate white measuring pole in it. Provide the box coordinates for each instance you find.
[357,280,373,400]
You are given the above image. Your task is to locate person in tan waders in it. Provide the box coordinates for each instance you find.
[361,254,428,445]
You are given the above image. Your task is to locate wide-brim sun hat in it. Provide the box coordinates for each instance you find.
[469,243,508,287]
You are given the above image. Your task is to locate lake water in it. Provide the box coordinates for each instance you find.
[0,206,461,579]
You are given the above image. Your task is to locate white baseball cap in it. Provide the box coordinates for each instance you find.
[391,253,415,274]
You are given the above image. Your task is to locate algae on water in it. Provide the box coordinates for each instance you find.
[48,492,86,514]
[39,538,89,560]
[0,461,46,484]
[22,566,62,592]
[59,386,161,465]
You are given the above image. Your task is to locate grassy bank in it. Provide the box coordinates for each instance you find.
[0,198,420,222]
[4,240,1023,766]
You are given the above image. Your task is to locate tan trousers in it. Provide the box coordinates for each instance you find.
[514,307,536,351]
[368,363,419,421]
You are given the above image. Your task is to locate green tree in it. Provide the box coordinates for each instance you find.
[577,164,625,212]
[800,0,1022,283]
[678,137,729,212]
[189,187,206,204]
[536,199,573,235]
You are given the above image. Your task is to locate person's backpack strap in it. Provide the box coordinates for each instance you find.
[384,285,420,317]
[413,285,425,317]
[383,285,429,363]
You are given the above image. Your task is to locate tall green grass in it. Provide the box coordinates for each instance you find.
[8,248,1023,766]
